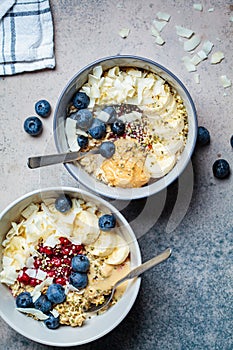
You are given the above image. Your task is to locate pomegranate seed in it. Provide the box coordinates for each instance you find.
[47,270,56,277]
[54,277,67,285]
[62,267,71,277]
[18,271,30,284]
[51,257,61,267]
[61,246,71,255]
[42,246,54,256]
[38,245,44,254]
[74,244,83,253]
[29,278,40,287]
[59,237,71,246]
[33,257,42,269]
[62,257,71,265]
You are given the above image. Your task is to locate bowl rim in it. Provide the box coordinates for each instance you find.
[53,55,198,200]
[0,186,141,346]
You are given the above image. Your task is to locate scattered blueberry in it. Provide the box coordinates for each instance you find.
[73,92,90,109]
[111,120,125,136]
[88,118,106,139]
[212,159,230,179]
[197,126,210,146]
[44,313,60,329]
[230,135,233,148]
[98,214,116,231]
[70,109,93,130]
[71,255,90,273]
[35,99,51,118]
[23,116,43,136]
[102,106,117,123]
[34,294,52,314]
[69,272,88,289]
[55,194,72,213]
[16,292,34,308]
[46,283,66,304]
[99,141,115,158]
[77,134,89,149]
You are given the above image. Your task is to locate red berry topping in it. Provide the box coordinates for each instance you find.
[42,246,54,256]
[54,277,67,285]
[47,270,56,277]
[33,257,42,269]
[59,237,71,246]
[51,257,62,267]
[29,278,40,287]
[61,246,72,256]
[62,257,72,265]
[18,271,30,284]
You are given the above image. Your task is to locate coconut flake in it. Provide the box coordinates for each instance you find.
[190,54,203,66]
[118,28,130,38]
[193,3,203,11]
[175,25,194,38]
[156,11,171,21]
[182,56,197,72]
[208,8,214,12]
[184,35,201,51]
[151,26,160,37]
[220,75,232,88]
[155,36,165,45]
[50,309,60,318]
[202,40,214,55]
[194,73,200,84]
[21,203,39,219]
[43,234,60,248]
[25,268,37,278]
[210,51,224,64]
[36,269,47,281]
[16,308,49,320]
[153,20,167,32]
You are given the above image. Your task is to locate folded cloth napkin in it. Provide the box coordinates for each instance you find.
[0,0,55,75]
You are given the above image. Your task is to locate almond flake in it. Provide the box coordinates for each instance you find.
[156,11,171,22]
[210,51,224,64]
[118,28,130,39]
[175,25,194,38]
[184,35,201,52]
[220,75,231,88]
[193,3,203,11]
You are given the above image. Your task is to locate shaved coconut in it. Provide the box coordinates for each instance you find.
[25,268,37,278]
[92,65,102,79]
[156,11,170,21]
[43,234,60,248]
[65,118,80,152]
[151,26,160,37]
[94,110,110,123]
[0,266,18,285]
[31,277,53,299]
[202,40,214,55]
[194,73,200,84]
[197,50,208,60]
[182,56,197,72]
[193,3,203,11]
[190,54,203,66]
[184,35,201,51]
[211,51,224,64]
[230,16,233,22]
[118,28,130,38]
[175,25,193,38]
[2,256,13,266]
[16,308,49,320]
[119,111,142,123]
[220,75,231,88]
[152,20,167,32]
[21,203,39,219]
[208,8,214,12]
[155,36,165,45]
[36,269,47,281]
[26,256,35,268]
[50,309,60,318]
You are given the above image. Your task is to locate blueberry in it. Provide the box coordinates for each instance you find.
[55,194,72,213]
[71,255,90,273]
[77,134,89,149]
[34,294,52,314]
[102,106,117,123]
[212,159,230,179]
[73,92,90,109]
[23,116,43,136]
[70,109,93,130]
[99,141,115,158]
[230,135,233,148]
[88,118,106,139]
[35,99,51,117]
[111,120,125,136]
[44,313,60,329]
[197,126,210,146]
[46,283,66,304]
[98,214,116,231]
[16,292,34,308]
[69,272,88,289]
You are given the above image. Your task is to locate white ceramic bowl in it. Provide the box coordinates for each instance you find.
[0,187,141,347]
[54,55,197,200]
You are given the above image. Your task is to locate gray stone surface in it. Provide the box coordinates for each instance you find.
[0,1,232,349]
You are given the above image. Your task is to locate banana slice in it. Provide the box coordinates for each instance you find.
[72,211,100,244]
[105,235,129,265]
[87,231,116,257]
[145,153,176,178]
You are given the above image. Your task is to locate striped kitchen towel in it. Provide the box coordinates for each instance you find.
[0,0,55,75]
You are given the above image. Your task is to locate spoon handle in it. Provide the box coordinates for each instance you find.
[115,248,172,288]
[27,150,98,169]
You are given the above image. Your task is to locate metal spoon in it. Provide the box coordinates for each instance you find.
[27,141,115,169]
[86,247,172,313]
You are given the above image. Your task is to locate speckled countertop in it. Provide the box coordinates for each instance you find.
[0,1,233,349]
